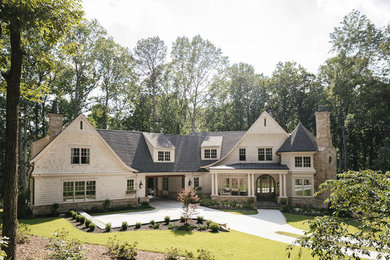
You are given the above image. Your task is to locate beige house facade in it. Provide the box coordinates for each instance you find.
[30,107,336,215]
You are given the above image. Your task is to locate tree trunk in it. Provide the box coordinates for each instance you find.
[103,86,109,129]
[3,19,22,260]
[341,124,347,172]
[152,83,156,132]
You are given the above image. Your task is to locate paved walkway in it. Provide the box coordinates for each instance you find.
[92,198,382,259]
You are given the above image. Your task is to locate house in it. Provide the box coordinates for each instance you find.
[29,105,336,215]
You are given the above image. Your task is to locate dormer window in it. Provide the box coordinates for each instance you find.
[204,149,217,159]
[158,151,171,162]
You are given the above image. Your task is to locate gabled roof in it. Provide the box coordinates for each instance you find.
[277,123,318,153]
[143,132,174,149]
[97,130,245,172]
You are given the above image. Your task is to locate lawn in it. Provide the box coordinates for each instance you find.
[217,208,258,215]
[20,216,316,259]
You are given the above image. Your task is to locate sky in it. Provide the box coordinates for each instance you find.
[82,0,390,76]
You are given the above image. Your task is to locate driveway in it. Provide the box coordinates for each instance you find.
[92,198,303,244]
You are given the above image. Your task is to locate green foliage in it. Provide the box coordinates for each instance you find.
[289,170,390,259]
[75,215,80,222]
[78,215,85,224]
[206,220,212,228]
[209,223,220,233]
[70,211,77,219]
[198,225,207,231]
[103,199,111,210]
[0,236,7,258]
[107,236,137,260]
[48,229,85,260]
[164,216,170,225]
[141,201,150,207]
[168,224,175,230]
[149,220,155,226]
[16,223,31,244]
[178,186,200,224]
[164,247,215,260]
[84,219,91,228]
[153,223,160,229]
[52,203,59,214]
[180,216,185,223]
[197,216,204,224]
[165,247,180,260]
[135,222,141,229]
[105,223,112,232]
[196,249,216,260]
[122,221,128,231]
[88,223,95,232]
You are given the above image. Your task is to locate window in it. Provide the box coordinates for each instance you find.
[303,156,311,167]
[222,177,247,196]
[71,148,89,164]
[162,177,169,191]
[80,121,83,130]
[264,118,266,126]
[239,148,246,161]
[127,179,135,193]
[294,178,312,196]
[266,148,273,161]
[194,177,199,188]
[295,156,311,167]
[158,151,171,161]
[258,148,265,161]
[204,149,217,159]
[295,157,303,167]
[63,181,96,202]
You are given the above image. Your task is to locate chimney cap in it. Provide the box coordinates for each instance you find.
[51,100,59,114]
[317,105,328,112]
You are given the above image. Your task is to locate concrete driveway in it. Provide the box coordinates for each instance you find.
[92,198,303,244]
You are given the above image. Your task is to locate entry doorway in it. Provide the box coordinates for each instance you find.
[256,175,276,199]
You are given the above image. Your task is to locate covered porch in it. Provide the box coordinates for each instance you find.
[209,163,289,202]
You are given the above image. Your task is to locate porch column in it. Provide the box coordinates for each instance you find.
[251,173,255,196]
[247,173,251,196]
[283,174,287,197]
[211,173,215,195]
[215,173,219,195]
[279,174,283,198]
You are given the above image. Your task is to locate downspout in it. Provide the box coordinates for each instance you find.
[26,162,35,208]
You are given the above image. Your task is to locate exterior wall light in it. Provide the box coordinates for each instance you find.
[139,181,143,189]
[188,179,192,186]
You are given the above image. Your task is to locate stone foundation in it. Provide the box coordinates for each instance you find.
[290,197,327,208]
[31,197,147,215]
[211,195,255,202]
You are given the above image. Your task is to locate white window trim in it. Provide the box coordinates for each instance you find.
[155,149,174,163]
[62,180,96,202]
[294,156,313,168]
[239,147,246,161]
[126,178,136,194]
[257,147,273,161]
[69,145,91,166]
[201,147,220,160]
[291,176,314,198]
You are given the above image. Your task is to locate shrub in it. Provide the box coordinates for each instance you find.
[85,219,91,228]
[88,223,96,232]
[196,249,215,260]
[164,216,170,225]
[49,229,84,259]
[75,214,80,222]
[105,223,112,232]
[71,211,77,219]
[141,201,149,207]
[122,221,128,230]
[168,224,175,230]
[209,222,220,232]
[198,225,207,231]
[78,215,85,224]
[107,236,138,260]
[165,247,180,260]
[149,220,155,226]
[205,220,212,228]
[135,222,141,229]
[17,222,31,244]
[180,216,185,223]
[153,223,160,229]
[103,199,111,210]
[197,216,204,224]
[52,203,59,214]
[279,198,288,205]
[245,197,255,209]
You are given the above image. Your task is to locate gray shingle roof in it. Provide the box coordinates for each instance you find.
[210,163,289,170]
[97,130,245,172]
[277,123,318,153]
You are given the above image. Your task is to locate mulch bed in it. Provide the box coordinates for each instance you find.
[17,235,165,260]
[66,217,221,233]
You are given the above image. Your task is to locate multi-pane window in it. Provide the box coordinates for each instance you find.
[63,181,96,202]
[158,151,171,161]
[71,148,90,164]
[204,149,217,159]
[222,177,247,195]
[194,177,199,188]
[239,148,246,161]
[162,177,169,191]
[295,156,311,167]
[266,148,273,161]
[127,179,135,193]
[258,148,265,161]
[295,157,303,167]
[294,178,312,196]
[303,157,311,167]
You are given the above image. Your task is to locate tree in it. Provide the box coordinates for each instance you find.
[177,186,200,225]
[171,35,227,133]
[288,170,390,259]
[0,1,82,258]
[133,36,167,132]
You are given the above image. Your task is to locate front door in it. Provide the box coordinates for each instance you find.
[256,175,275,199]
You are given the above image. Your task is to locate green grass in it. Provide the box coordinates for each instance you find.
[20,216,316,259]
[218,208,258,215]
[90,207,155,216]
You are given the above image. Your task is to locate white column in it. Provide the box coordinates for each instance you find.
[251,174,255,196]
[211,173,215,195]
[215,173,219,195]
[279,174,282,198]
[247,173,251,196]
[283,174,287,197]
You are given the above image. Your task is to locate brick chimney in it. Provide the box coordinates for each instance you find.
[315,105,332,148]
[48,100,63,141]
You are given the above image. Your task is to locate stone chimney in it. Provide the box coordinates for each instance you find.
[48,100,63,141]
[315,105,332,148]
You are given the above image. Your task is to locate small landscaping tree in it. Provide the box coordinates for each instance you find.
[177,186,200,225]
[287,170,390,259]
